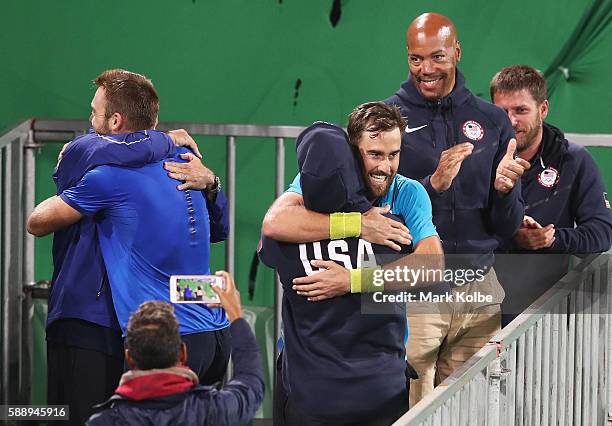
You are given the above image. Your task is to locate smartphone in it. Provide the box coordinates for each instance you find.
[170,275,225,304]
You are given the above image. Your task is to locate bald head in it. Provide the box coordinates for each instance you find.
[406,13,461,100]
[407,13,458,49]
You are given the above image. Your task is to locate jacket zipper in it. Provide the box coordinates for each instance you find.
[96,276,107,299]
[440,100,457,253]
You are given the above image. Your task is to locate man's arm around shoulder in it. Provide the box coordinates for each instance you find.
[262,191,331,242]
[262,191,411,249]
[27,196,83,237]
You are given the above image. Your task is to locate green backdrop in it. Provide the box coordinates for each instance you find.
[2,0,611,408]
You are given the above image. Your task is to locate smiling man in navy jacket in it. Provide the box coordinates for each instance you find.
[261,105,442,425]
[384,13,529,405]
[490,64,612,325]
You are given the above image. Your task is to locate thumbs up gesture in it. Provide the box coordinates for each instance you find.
[495,138,531,194]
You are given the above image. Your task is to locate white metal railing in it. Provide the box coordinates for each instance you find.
[0,120,31,404]
[393,253,612,426]
[2,119,612,413]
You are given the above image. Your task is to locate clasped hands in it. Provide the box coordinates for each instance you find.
[514,215,556,250]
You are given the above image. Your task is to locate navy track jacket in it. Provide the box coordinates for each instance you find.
[386,70,524,268]
[86,319,264,426]
[499,122,612,254]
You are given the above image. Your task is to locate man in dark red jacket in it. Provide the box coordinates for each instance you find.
[86,272,264,426]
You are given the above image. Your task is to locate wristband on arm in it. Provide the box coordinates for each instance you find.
[350,267,383,293]
[329,212,361,240]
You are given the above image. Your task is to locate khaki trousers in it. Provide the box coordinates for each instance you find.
[406,269,503,406]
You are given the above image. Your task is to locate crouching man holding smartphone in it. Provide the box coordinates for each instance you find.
[87,271,265,426]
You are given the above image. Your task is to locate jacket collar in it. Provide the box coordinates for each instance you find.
[394,69,472,110]
[114,365,199,401]
[529,122,568,170]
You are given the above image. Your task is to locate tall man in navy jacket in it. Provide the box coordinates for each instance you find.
[490,64,612,324]
[384,13,529,404]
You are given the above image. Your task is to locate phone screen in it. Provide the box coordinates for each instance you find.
[169,275,224,304]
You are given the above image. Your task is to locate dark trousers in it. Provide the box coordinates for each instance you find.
[47,342,123,425]
[182,327,232,385]
[274,355,411,426]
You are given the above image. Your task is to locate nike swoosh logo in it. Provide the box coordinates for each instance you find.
[405,124,428,133]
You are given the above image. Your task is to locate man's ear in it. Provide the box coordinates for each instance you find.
[455,40,462,62]
[109,112,125,133]
[179,342,187,364]
[125,349,138,369]
[540,99,549,120]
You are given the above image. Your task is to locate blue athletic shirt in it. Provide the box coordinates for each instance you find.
[48,130,175,331]
[60,148,228,335]
[288,173,437,245]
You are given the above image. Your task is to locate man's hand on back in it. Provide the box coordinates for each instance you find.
[164,153,216,191]
[56,142,70,167]
[167,129,202,158]
[361,205,412,251]
[292,260,350,301]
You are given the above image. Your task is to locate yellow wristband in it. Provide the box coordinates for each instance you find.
[350,267,383,293]
[329,212,361,240]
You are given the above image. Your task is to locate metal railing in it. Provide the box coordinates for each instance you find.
[393,253,612,426]
[0,118,307,405]
[2,118,612,412]
[0,120,31,404]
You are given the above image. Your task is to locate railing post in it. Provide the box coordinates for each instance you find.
[20,129,38,405]
[606,254,612,424]
[225,136,236,275]
[274,137,284,358]
[487,344,503,426]
[2,135,25,404]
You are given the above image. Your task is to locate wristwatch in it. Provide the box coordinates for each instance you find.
[206,176,221,195]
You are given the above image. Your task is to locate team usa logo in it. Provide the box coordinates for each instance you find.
[537,167,560,188]
[462,120,484,141]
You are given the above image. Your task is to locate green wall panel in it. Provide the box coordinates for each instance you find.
[3,1,607,296]
[2,0,611,407]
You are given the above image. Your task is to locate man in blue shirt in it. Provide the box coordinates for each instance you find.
[28,69,229,424]
[36,144,229,352]
[261,102,443,424]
